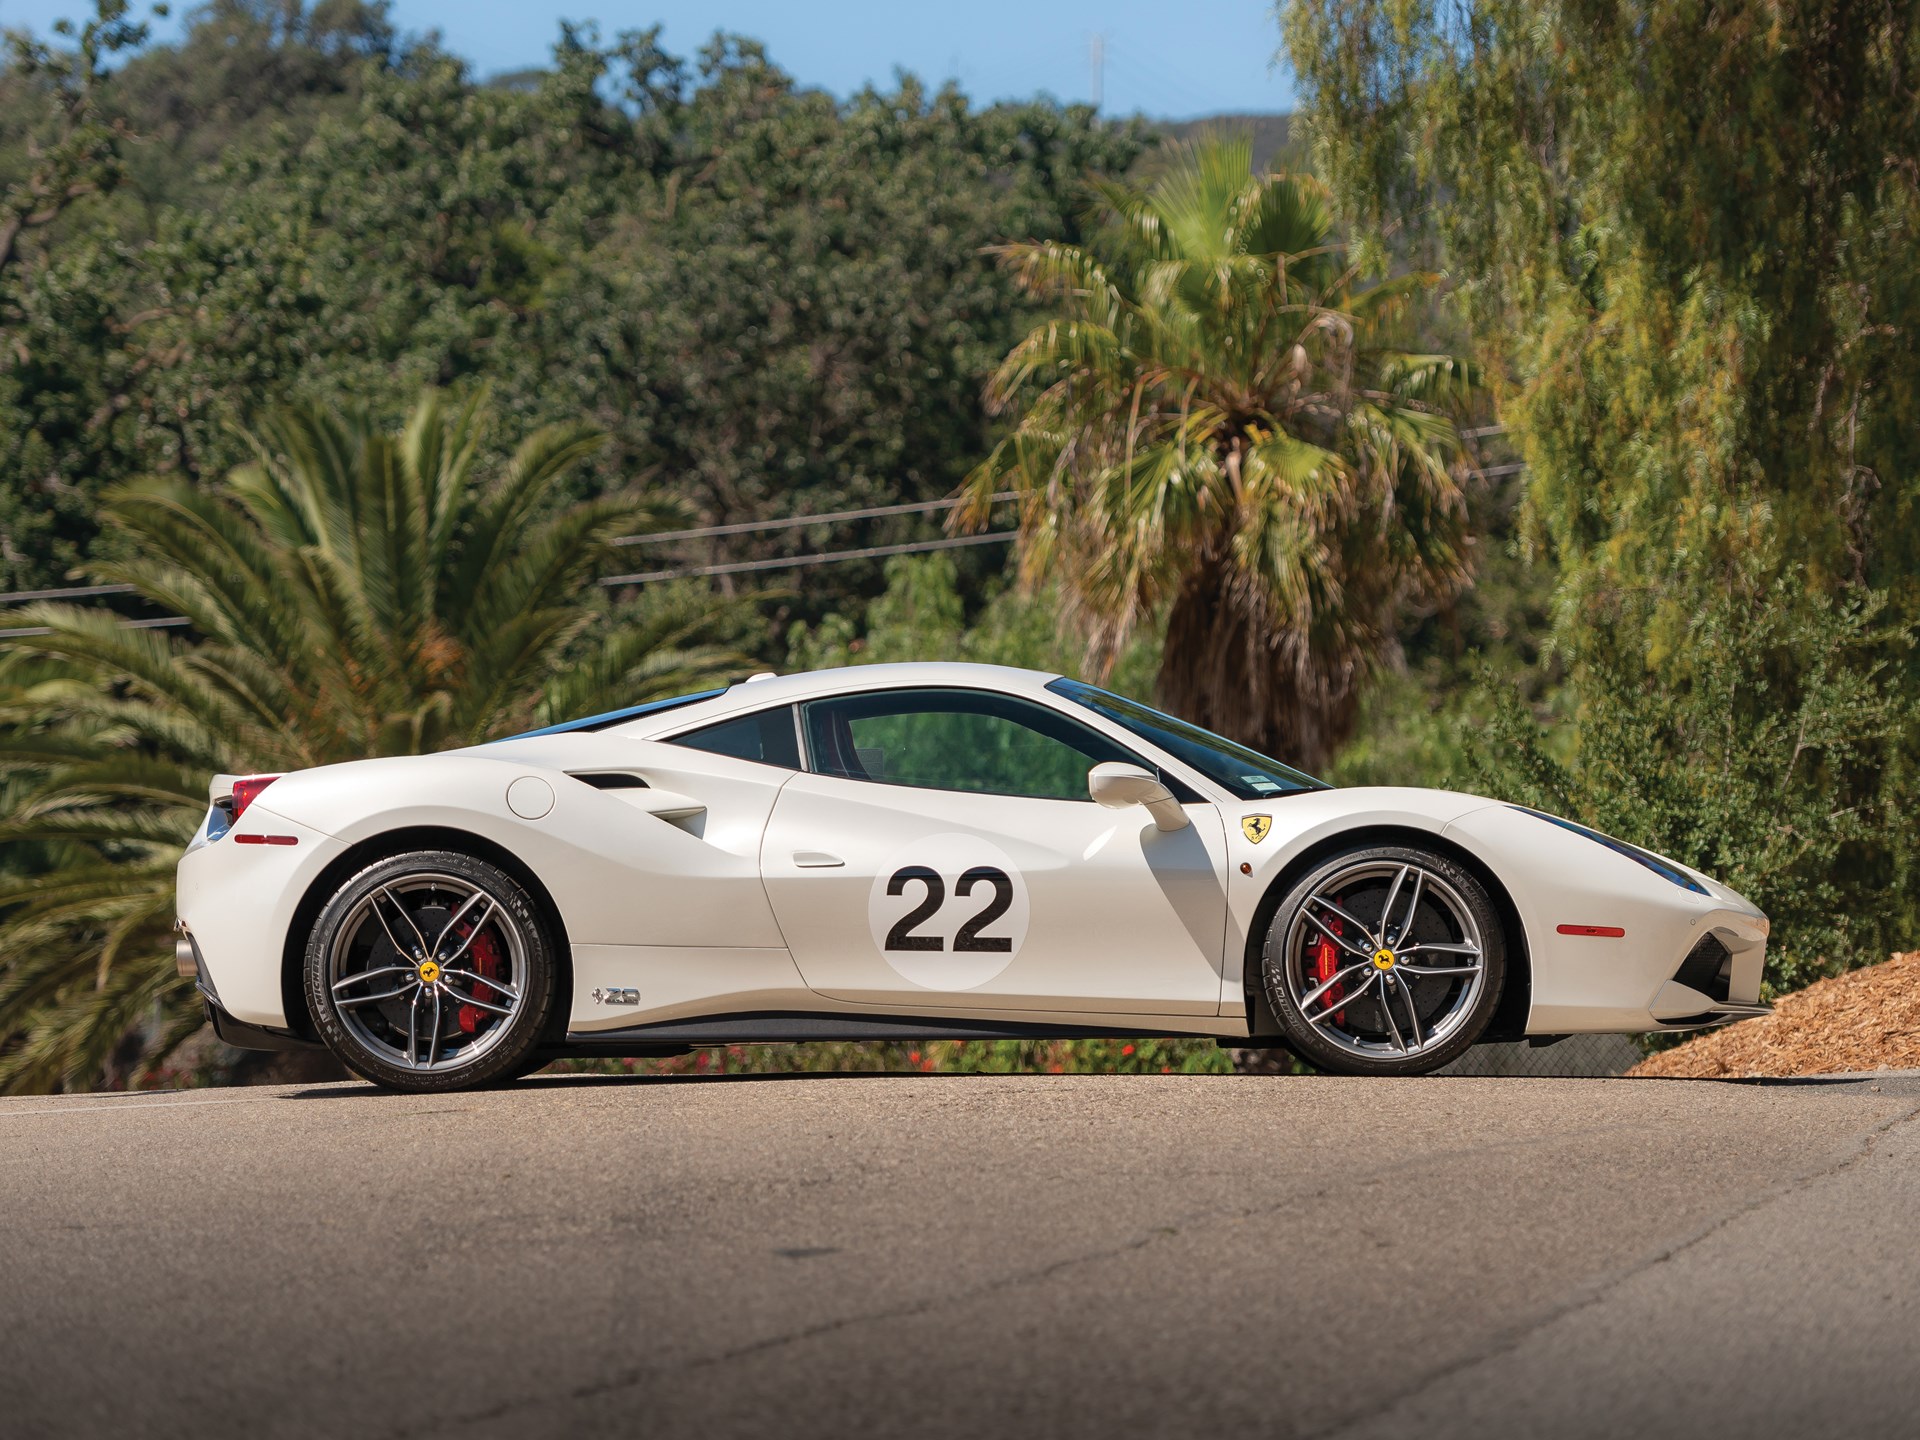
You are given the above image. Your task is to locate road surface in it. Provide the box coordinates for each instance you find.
[4,1070,1918,1439]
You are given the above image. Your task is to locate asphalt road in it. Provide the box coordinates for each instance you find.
[4,1070,1918,1440]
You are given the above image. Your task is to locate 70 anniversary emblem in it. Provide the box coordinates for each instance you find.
[866,833,1031,990]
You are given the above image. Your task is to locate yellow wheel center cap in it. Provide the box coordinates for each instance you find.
[416,959,441,984]
[1372,948,1396,971]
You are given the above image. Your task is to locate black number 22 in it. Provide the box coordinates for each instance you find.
[884,865,1014,953]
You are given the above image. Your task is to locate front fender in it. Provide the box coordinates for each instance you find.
[1444,804,1766,1031]
[1220,788,1504,1013]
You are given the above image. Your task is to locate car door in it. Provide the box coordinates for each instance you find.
[759,686,1229,1016]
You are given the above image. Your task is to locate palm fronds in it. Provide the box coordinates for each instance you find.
[0,389,752,1092]
[956,132,1478,768]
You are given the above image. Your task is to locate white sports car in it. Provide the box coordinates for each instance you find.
[174,662,1771,1091]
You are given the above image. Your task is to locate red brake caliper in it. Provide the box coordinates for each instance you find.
[455,925,503,1035]
[1312,915,1346,1027]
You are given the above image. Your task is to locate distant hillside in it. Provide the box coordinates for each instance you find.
[1155,113,1296,173]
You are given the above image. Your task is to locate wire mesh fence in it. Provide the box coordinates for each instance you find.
[1227,1031,1649,1077]
[1436,1033,1646,1077]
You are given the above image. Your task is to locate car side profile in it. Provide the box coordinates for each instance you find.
[174,663,1771,1091]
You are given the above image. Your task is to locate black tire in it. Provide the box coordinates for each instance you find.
[304,850,557,1093]
[1261,843,1505,1076]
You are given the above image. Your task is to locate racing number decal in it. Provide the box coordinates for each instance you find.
[882,865,1016,953]
[867,835,1030,989]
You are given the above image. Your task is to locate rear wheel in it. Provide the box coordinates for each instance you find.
[304,850,556,1092]
[1262,844,1505,1076]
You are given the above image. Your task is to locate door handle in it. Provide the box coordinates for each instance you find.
[792,851,845,868]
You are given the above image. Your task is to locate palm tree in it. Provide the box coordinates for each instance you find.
[955,134,1477,770]
[0,389,756,1092]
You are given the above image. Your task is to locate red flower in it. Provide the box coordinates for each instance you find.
[1121,1044,1135,1056]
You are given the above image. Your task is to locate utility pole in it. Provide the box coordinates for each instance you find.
[1090,33,1105,113]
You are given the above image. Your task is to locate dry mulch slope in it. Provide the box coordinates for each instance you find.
[1631,950,1920,1079]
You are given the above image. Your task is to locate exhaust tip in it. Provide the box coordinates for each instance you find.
[175,930,199,979]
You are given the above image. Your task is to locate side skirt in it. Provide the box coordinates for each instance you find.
[561,1009,1226,1054]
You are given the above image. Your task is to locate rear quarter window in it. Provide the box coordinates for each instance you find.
[666,706,802,770]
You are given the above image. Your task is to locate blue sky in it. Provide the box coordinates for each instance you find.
[0,1,1295,118]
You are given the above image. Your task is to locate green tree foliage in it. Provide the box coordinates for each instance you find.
[0,0,160,580]
[1326,463,1557,789]
[1284,0,1920,963]
[0,0,153,274]
[1285,0,1920,607]
[0,390,754,1091]
[0,6,1144,606]
[103,0,413,216]
[786,551,1162,700]
[958,133,1477,770]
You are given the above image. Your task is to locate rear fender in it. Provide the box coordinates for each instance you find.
[253,751,790,951]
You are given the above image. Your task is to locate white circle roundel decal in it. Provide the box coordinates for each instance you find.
[865,833,1031,990]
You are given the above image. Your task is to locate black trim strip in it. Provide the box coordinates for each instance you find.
[565,1009,1221,1048]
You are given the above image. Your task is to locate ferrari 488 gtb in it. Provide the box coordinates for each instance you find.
[174,663,1770,1090]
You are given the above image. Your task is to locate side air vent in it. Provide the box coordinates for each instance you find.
[570,772,650,791]
[1674,932,1733,1004]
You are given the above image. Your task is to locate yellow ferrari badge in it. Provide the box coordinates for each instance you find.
[1241,814,1272,844]
[416,959,442,984]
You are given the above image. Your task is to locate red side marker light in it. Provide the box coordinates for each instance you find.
[234,833,298,846]
[1557,924,1626,938]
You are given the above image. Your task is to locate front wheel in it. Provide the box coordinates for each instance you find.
[304,850,557,1092]
[1261,845,1505,1076]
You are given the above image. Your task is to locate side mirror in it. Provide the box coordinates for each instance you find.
[1088,761,1190,832]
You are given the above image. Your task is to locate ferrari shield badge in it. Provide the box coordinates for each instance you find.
[1241,814,1272,844]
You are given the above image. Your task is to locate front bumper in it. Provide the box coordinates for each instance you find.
[1444,805,1772,1034]
[1648,1000,1773,1033]
[1645,926,1773,1030]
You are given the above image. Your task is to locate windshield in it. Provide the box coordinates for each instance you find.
[1047,678,1327,801]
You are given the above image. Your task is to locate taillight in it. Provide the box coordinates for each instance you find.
[229,775,281,821]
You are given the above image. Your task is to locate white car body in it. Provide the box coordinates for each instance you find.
[175,662,1770,1062]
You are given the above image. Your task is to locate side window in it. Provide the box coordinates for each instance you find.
[801,688,1149,801]
[667,706,801,770]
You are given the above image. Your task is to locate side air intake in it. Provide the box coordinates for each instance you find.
[1673,933,1733,1004]
[569,773,650,791]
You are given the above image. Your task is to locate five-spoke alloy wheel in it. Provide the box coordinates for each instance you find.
[1262,844,1506,1076]
[305,850,556,1092]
